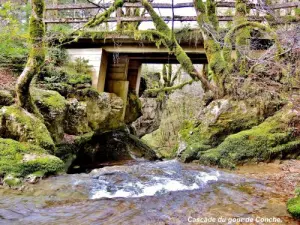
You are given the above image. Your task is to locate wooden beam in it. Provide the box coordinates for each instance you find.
[271,2,300,9]
[46,2,300,10]
[45,15,266,24]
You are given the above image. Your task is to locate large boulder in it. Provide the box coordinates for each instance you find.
[132,97,166,137]
[63,89,124,135]
[178,99,262,162]
[198,102,300,168]
[32,88,67,143]
[124,91,142,124]
[85,92,114,130]
[0,105,55,153]
[0,138,64,178]
[74,89,124,131]
[97,93,124,131]
[64,98,91,135]
[65,131,158,173]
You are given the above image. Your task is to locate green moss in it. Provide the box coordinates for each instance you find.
[3,174,22,187]
[287,196,300,219]
[66,73,92,85]
[32,88,66,111]
[0,105,55,152]
[84,0,123,28]
[142,0,170,36]
[0,138,64,178]
[199,104,300,168]
[28,0,46,64]
[179,100,260,162]
[68,88,99,101]
[19,156,64,177]
[31,88,66,143]
[174,44,195,75]
[206,0,218,29]
[0,90,14,106]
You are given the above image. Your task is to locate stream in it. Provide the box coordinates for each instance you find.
[0,160,297,225]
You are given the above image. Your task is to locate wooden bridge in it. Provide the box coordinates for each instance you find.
[45,0,299,120]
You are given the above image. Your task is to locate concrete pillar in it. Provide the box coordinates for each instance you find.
[96,49,108,92]
[127,60,142,95]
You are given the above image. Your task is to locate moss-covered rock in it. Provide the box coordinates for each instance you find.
[64,98,91,135]
[0,90,15,107]
[32,88,67,143]
[39,83,74,97]
[25,171,45,184]
[125,91,142,124]
[178,99,261,162]
[65,73,92,86]
[3,174,22,187]
[86,92,112,130]
[0,138,64,178]
[0,105,55,152]
[68,87,100,101]
[287,196,300,219]
[64,91,124,135]
[199,103,300,168]
[88,93,124,132]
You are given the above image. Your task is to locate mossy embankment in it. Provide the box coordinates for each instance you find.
[177,97,300,168]
[0,54,148,184]
[0,138,64,186]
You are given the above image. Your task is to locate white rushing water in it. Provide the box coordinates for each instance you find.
[90,160,220,199]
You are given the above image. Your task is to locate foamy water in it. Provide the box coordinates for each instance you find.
[90,160,220,199]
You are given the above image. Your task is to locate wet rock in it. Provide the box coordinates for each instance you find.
[25,171,45,184]
[3,174,22,187]
[88,93,124,132]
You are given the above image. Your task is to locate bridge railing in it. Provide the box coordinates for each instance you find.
[44,0,300,25]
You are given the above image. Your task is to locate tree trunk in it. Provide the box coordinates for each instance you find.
[16,0,46,114]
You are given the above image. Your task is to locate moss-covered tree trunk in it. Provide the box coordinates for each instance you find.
[141,0,216,94]
[16,0,46,114]
[193,0,228,97]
